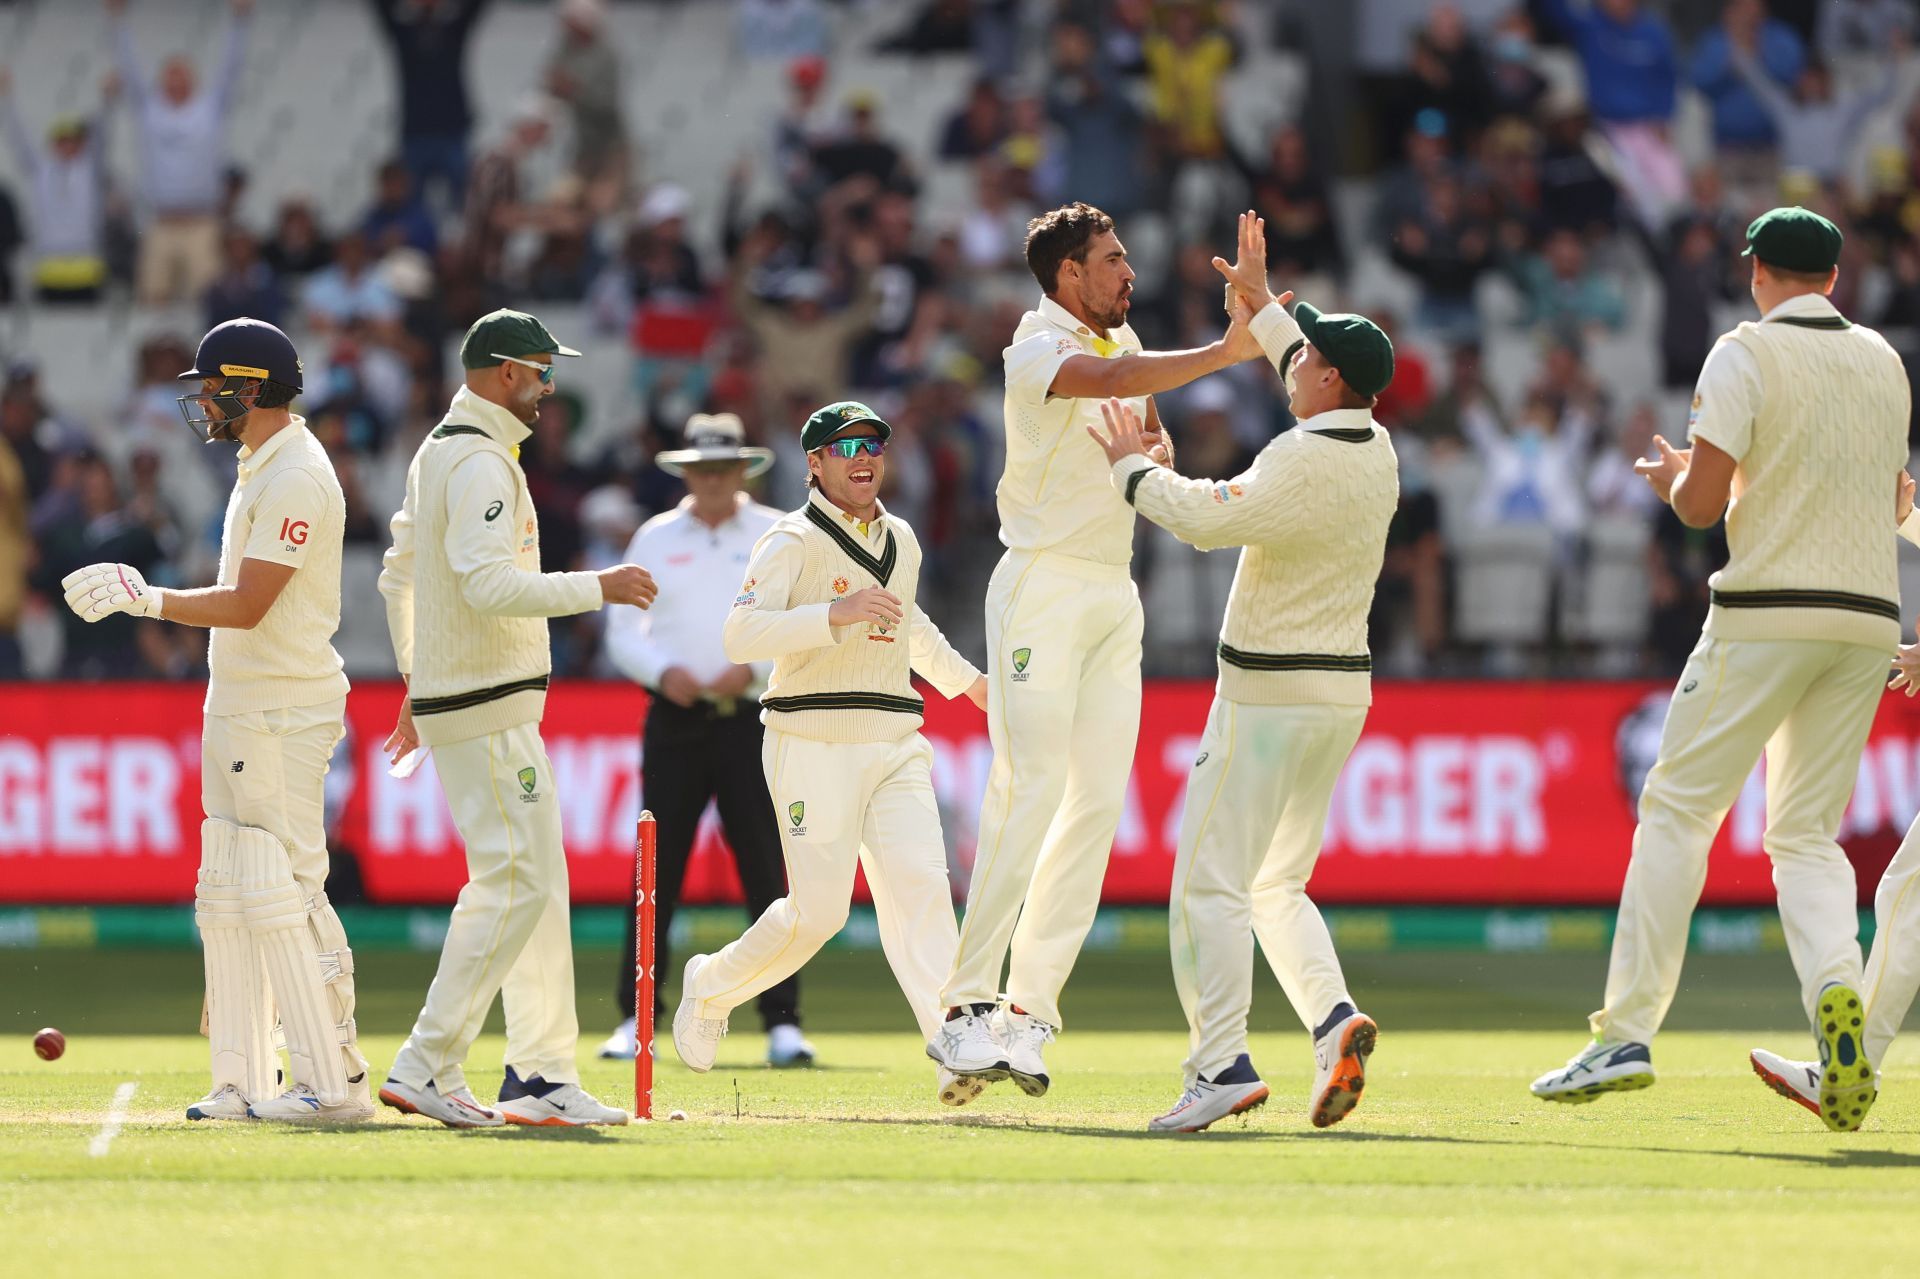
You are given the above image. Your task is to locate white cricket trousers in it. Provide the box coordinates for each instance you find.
[1170,698,1366,1082]
[1593,635,1885,1046]
[688,729,957,1043]
[1862,814,1920,1065]
[942,548,1143,1028]
[388,721,580,1092]
[200,697,360,1093]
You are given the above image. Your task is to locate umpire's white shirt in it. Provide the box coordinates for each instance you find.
[604,494,779,695]
[205,418,349,716]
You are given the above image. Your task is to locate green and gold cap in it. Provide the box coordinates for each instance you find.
[1294,303,1395,400]
[1742,206,1842,275]
[801,400,892,451]
[459,308,582,370]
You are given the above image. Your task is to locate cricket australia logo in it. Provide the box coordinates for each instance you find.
[787,801,807,835]
[832,575,850,597]
[517,766,540,803]
[1010,647,1031,682]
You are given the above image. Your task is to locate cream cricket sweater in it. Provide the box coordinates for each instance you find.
[204,419,350,716]
[723,489,981,743]
[378,387,604,745]
[1689,295,1911,650]
[1107,299,1400,706]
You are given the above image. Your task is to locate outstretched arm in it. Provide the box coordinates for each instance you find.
[1090,399,1301,552]
[907,604,983,703]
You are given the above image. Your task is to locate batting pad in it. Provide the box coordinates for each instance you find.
[236,827,350,1106]
[195,819,278,1102]
[307,891,368,1082]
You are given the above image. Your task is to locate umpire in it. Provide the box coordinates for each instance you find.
[601,413,814,1067]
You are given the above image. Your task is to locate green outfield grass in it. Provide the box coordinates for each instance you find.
[6,945,1920,1278]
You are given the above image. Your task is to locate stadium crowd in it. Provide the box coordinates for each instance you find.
[2,0,1919,686]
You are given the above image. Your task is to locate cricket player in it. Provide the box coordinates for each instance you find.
[1531,208,1910,1133]
[377,309,656,1128]
[932,202,1264,1095]
[1091,215,1401,1133]
[1751,484,1920,1123]
[672,401,991,1107]
[62,318,372,1123]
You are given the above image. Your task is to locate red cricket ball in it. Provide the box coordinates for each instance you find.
[34,1028,65,1061]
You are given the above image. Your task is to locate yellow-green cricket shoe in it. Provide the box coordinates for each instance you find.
[1813,983,1875,1133]
[1530,1039,1655,1103]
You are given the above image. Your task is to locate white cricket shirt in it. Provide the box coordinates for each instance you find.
[998,295,1148,565]
[204,418,350,716]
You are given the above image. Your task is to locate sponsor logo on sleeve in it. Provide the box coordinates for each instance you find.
[733,578,757,608]
[278,518,309,548]
[485,500,504,522]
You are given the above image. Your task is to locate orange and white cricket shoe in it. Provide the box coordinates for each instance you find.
[1310,1007,1377,1129]
[494,1069,629,1127]
[1750,1048,1822,1119]
[1148,1055,1270,1134]
[378,1077,504,1128]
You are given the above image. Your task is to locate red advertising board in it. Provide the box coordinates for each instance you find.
[3,681,1918,906]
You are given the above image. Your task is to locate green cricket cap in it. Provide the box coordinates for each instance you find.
[459,308,582,370]
[801,400,892,451]
[1742,206,1842,275]
[1294,302,1395,400]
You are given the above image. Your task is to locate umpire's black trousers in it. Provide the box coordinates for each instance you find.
[620,696,800,1029]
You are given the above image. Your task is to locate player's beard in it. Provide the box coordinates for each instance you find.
[511,384,545,425]
[1079,280,1130,333]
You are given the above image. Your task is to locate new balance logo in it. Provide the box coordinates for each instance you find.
[230,761,245,773]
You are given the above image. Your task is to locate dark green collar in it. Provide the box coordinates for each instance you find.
[1307,426,1376,444]
[804,502,897,587]
[1767,314,1851,331]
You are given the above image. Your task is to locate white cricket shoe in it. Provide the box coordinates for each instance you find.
[497,1082,630,1127]
[1812,982,1877,1133]
[249,1075,376,1124]
[673,954,728,1073]
[995,1005,1056,1097]
[598,1016,639,1061]
[1750,1048,1822,1120]
[1311,1010,1378,1129]
[1148,1054,1271,1134]
[926,1004,1011,1081]
[186,1083,252,1122]
[768,1023,817,1068]
[936,1066,990,1108]
[1530,1039,1655,1103]
[377,1078,505,1128]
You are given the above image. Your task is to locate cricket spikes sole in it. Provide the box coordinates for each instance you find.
[1531,1039,1655,1103]
[936,1067,990,1108]
[1749,1048,1822,1120]
[1310,1014,1377,1129]
[1813,984,1876,1133]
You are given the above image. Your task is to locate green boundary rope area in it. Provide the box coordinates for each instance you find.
[0,905,1871,954]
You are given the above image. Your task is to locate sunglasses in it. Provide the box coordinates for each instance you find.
[492,353,556,385]
[820,438,886,459]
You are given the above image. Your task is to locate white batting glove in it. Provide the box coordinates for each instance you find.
[61,561,165,622]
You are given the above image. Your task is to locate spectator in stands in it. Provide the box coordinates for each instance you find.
[1730,39,1902,185]
[850,187,945,387]
[1587,402,1663,519]
[1001,92,1065,205]
[1235,124,1346,297]
[0,182,19,306]
[202,227,285,329]
[546,0,628,204]
[957,155,1035,274]
[303,231,402,330]
[1389,171,1494,341]
[941,78,1008,162]
[1381,6,1490,159]
[0,424,25,677]
[1464,388,1598,547]
[1690,0,1807,169]
[1519,227,1627,338]
[1370,311,1435,429]
[372,0,489,211]
[728,233,881,428]
[1537,0,1684,228]
[737,0,829,61]
[878,0,976,55]
[1483,10,1549,121]
[1819,0,1914,56]
[262,195,333,281]
[1142,0,1236,161]
[1660,211,1741,388]
[464,95,559,288]
[1411,341,1500,446]
[1046,20,1145,217]
[772,56,832,197]
[29,450,164,679]
[812,93,910,189]
[363,161,439,257]
[0,373,56,503]
[1537,92,1619,237]
[107,0,253,305]
[0,68,113,304]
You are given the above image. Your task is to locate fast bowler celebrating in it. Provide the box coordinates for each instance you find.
[1095,215,1401,1133]
[673,401,990,1107]
[934,203,1263,1094]
[377,310,655,1128]
[1531,208,1910,1133]
[64,318,372,1123]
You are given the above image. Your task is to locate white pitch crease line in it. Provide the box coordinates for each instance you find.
[88,1082,139,1158]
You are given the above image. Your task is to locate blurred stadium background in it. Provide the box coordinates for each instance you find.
[5,0,1920,963]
